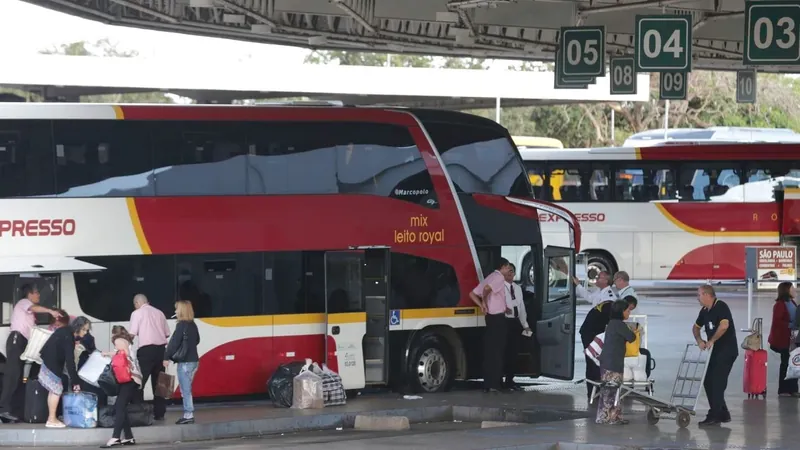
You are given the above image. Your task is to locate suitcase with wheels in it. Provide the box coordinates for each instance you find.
[743,348,768,399]
[24,380,48,423]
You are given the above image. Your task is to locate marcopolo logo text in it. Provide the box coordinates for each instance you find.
[0,219,76,238]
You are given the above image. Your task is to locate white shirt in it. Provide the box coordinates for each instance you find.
[576,284,617,306]
[504,281,529,329]
[616,285,639,301]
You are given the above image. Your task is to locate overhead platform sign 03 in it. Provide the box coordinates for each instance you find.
[744,0,800,65]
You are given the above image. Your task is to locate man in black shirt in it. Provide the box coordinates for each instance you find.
[693,284,738,426]
[580,296,638,400]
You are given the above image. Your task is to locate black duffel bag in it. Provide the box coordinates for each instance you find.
[98,403,154,428]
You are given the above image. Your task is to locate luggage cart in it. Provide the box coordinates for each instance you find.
[587,343,710,428]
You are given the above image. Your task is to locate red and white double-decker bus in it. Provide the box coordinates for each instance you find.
[0,103,579,399]
[517,143,800,282]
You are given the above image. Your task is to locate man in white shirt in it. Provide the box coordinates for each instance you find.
[613,271,639,301]
[503,264,531,390]
[572,271,616,306]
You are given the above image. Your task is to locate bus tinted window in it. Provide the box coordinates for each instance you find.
[390,253,460,309]
[0,121,55,197]
[152,122,248,196]
[176,253,263,318]
[680,166,741,201]
[248,122,438,208]
[74,255,176,322]
[53,121,156,197]
[424,122,530,198]
[615,166,675,201]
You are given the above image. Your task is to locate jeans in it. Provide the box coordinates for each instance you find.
[177,362,198,418]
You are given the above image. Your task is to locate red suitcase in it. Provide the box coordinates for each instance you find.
[743,348,768,399]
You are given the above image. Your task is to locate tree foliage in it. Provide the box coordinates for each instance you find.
[38,39,174,104]
[305,50,800,147]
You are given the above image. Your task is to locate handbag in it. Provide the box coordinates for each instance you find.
[111,352,132,384]
[170,328,189,363]
[97,365,119,396]
[624,323,641,357]
[155,372,175,399]
[741,318,763,351]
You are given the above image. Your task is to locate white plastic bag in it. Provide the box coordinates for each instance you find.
[786,348,800,380]
[291,362,324,409]
[20,327,53,364]
[79,351,111,387]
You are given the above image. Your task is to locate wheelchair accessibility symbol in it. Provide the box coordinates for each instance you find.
[390,310,401,326]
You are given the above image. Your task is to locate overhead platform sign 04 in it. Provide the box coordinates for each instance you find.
[553,49,596,90]
[744,1,800,65]
[635,15,692,101]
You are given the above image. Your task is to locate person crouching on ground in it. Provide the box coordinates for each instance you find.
[596,299,636,425]
[38,314,90,428]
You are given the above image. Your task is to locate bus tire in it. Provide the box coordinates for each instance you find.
[406,333,455,394]
[521,254,535,288]
[586,252,617,282]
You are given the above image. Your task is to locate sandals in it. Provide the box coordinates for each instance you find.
[100,440,121,448]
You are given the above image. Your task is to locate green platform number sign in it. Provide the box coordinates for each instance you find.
[553,50,591,89]
[744,1,800,65]
[659,71,687,100]
[736,69,758,103]
[610,57,636,94]
[635,15,692,71]
[559,26,606,77]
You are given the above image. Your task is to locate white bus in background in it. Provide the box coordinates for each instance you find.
[624,127,800,147]
[515,140,800,284]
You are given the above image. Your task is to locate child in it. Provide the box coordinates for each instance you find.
[596,299,636,425]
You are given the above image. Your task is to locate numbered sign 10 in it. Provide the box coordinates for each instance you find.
[659,71,688,100]
[635,15,693,71]
[744,1,800,65]
[736,69,757,103]
[610,57,637,95]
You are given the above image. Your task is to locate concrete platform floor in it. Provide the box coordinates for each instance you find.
[1,285,795,449]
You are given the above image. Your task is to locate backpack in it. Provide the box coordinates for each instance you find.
[111,352,132,384]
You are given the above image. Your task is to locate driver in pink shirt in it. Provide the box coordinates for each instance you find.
[470,258,514,393]
[0,284,61,423]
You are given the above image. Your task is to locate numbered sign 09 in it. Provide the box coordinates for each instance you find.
[659,72,688,100]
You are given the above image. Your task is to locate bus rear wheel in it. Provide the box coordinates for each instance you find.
[586,252,617,283]
[406,334,455,394]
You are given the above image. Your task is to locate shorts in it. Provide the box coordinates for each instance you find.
[38,364,63,396]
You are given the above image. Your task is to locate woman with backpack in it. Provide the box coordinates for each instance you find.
[101,326,143,448]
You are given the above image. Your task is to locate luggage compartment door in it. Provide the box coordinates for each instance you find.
[537,245,576,380]
[324,251,367,390]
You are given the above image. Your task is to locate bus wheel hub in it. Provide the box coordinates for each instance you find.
[417,348,446,391]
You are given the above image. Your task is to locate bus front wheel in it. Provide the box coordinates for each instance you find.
[406,334,455,394]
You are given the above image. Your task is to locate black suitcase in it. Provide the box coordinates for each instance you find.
[24,380,48,424]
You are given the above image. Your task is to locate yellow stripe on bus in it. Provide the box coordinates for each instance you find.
[125,198,152,255]
[198,308,476,328]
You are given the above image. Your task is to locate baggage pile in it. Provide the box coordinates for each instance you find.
[268,359,346,409]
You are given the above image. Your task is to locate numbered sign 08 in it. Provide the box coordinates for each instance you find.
[660,72,687,100]
[610,57,636,95]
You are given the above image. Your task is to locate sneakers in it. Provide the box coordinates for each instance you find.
[0,412,20,424]
[175,417,195,425]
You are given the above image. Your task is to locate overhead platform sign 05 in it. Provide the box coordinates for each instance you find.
[554,26,604,90]
[635,14,693,101]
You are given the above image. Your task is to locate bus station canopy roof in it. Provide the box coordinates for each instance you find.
[24,0,791,72]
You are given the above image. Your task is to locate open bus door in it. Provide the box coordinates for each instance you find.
[506,197,581,380]
[324,248,390,390]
